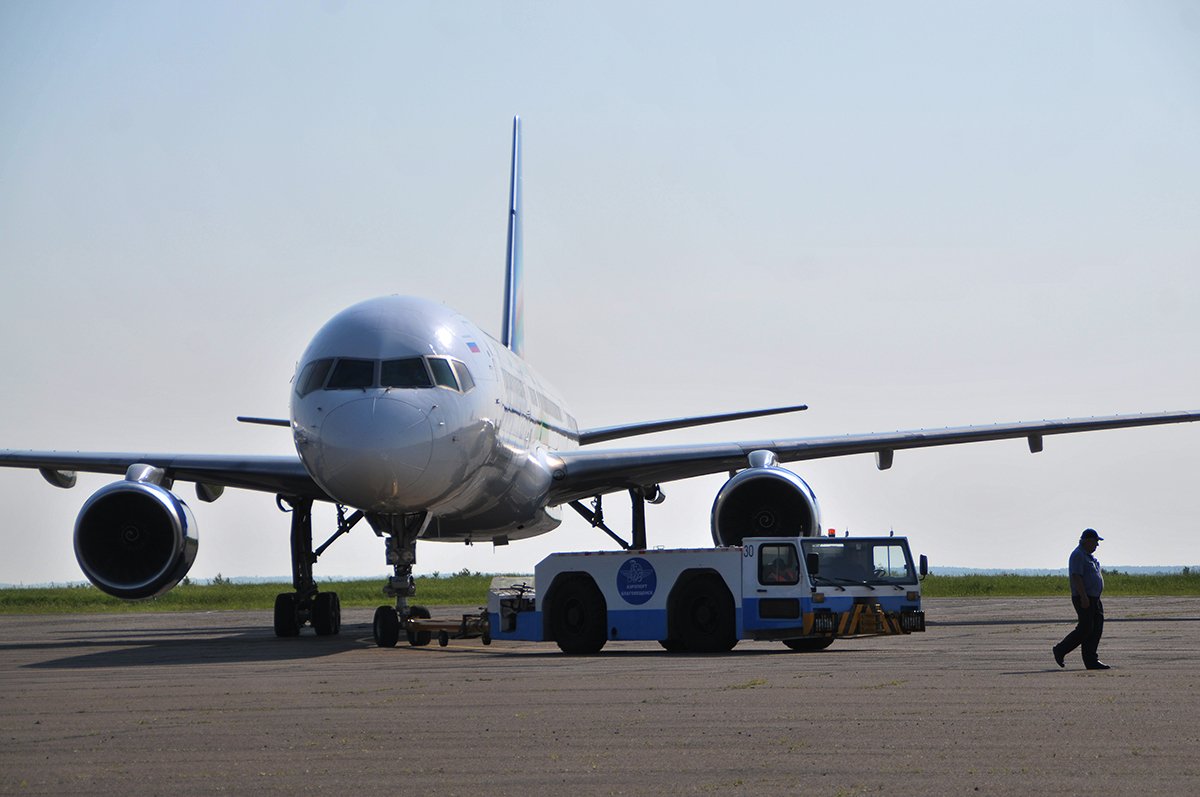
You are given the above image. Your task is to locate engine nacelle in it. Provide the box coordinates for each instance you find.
[711,465,821,547]
[73,481,199,600]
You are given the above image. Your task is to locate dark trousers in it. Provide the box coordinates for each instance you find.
[1055,595,1104,665]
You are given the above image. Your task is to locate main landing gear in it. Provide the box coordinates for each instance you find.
[272,497,363,638]
[567,486,663,551]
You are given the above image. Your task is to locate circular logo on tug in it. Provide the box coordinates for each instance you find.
[616,557,657,605]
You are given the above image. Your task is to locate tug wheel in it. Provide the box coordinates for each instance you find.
[783,637,835,652]
[673,575,736,653]
[549,576,607,654]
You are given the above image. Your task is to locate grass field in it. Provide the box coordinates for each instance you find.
[1,570,1197,614]
[920,570,1200,598]
[0,573,500,614]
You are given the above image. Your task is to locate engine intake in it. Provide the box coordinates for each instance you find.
[711,465,821,547]
[74,481,198,600]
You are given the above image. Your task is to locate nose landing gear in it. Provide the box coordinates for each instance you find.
[368,511,434,648]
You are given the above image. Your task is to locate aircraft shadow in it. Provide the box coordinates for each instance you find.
[13,620,850,668]
[928,616,1200,627]
[19,623,364,670]
[424,643,843,659]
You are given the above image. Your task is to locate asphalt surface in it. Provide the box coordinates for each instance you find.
[2,597,1198,796]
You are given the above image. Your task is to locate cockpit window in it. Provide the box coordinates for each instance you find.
[296,358,334,397]
[428,357,459,390]
[326,358,375,390]
[296,356,473,394]
[381,358,434,388]
[451,360,475,392]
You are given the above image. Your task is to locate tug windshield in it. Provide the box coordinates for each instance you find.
[801,538,918,586]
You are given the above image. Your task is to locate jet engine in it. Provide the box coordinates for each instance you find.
[710,452,821,547]
[73,480,199,600]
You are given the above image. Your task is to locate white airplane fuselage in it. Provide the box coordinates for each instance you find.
[290,295,577,543]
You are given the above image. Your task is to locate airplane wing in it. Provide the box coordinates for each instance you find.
[0,450,328,499]
[577,405,808,445]
[6,410,1199,508]
[547,410,1200,504]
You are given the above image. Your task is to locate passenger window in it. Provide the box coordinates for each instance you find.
[502,370,526,402]
[428,358,459,390]
[296,358,334,397]
[541,396,563,420]
[326,358,375,389]
[451,359,475,392]
[382,358,433,388]
[759,544,800,586]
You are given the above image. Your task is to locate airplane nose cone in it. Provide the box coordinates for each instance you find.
[310,396,434,509]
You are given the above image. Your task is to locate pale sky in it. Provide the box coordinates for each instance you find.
[2,1,1198,585]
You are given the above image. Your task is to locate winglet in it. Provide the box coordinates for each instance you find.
[501,115,524,358]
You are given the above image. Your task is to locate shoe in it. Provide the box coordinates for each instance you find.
[1085,661,1111,670]
[1053,647,1065,668]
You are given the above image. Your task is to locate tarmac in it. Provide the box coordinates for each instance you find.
[2,597,1198,796]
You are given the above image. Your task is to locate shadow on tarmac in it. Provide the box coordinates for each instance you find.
[12,621,860,669]
[929,616,1200,627]
[14,624,362,670]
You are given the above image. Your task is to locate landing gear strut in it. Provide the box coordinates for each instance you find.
[568,486,661,550]
[368,512,433,648]
[272,496,362,638]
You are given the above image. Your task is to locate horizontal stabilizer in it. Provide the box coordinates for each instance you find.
[578,405,808,446]
[236,416,291,428]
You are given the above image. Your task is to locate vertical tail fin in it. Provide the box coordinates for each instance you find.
[501,115,524,358]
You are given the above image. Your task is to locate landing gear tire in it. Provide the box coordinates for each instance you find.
[312,592,341,636]
[406,605,432,647]
[783,637,835,652]
[675,575,737,653]
[658,639,686,653]
[373,605,400,648]
[273,593,301,638]
[438,630,449,647]
[550,577,607,655]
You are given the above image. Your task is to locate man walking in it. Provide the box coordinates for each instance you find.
[1053,528,1110,670]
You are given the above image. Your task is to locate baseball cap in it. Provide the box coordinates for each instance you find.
[1080,528,1103,541]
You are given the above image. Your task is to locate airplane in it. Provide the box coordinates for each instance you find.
[3,116,1199,647]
